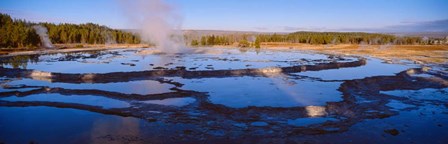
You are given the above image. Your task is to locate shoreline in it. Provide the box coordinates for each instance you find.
[213,43,447,64]
[0,44,151,57]
[273,44,447,64]
[1,43,446,64]
[208,43,447,64]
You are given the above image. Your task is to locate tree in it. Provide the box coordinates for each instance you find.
[0,13,40,48]
[207,35,215,45]
[200,36,207,46]
[191,40,199,46]
[254,36,261,48]
[238,40,250,47]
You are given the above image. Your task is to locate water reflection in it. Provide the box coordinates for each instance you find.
[381,88,448,101]
[174,76,342,108]
[7,79,174,95]
[143,97,196,107]
[305,106,328,117]
[1,94,130,109]
[90,116,141,144]
[29,70,53,82]
[287,117,337,127]
[0,55,39,69]
[1,47,445,142]
[0,107,144,143]
[2,48,336,73]
[298,58,414,80]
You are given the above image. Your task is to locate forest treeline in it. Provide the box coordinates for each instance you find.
[0,13,40,48]
[42,23,140,45]
[1,13,447,49]
[0,13,140,48]
[191,32,447,47]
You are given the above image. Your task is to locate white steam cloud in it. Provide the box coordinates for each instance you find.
[102,31,117,45]
[120,0,186,53]
[32,25,54,48]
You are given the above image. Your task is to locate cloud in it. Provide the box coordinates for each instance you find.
[283,26,301,31]
[254,27,269,31]
[282,26,329,32]
[382,19,448,32]
[282,19,448,33]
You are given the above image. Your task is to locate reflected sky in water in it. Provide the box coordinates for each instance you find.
[7,78,174,95]
[1,47,446,143]
[1,48,334,73]
[143,97,196,107]
[1,94,130,109]
[0,106,144,143]
[298,58,414,80]
[381,88,448,101]
[174,76,342,108]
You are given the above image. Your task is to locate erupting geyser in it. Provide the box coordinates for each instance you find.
[120,0,186,53]
[32,25,54,48]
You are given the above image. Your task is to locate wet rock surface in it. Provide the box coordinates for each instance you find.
[384,129,400,136]
[0,48,447,143]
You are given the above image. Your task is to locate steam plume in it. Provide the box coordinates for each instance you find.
[32,25,54,48]
[102,31,117,45]
[120,0,185,53]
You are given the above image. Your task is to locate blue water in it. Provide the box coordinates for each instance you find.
[174,76,342,108]
[1,94,130,109]
[297,58,414,80]
[2,48,335,73]
[0,106,146,143]
[6,78,174,95]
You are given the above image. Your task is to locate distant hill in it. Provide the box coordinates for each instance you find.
[389,32,448,39]
[182,30,282,36]
[184,30,448,39]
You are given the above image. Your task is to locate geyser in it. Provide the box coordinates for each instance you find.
[120,0,186,53]
[32,25,54,48]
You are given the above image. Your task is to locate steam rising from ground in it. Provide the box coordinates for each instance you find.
[120,0,186,53]
[32,25,54,48]
[102,31,117,45]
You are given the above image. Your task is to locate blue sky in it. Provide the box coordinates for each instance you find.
[1,0,447,32]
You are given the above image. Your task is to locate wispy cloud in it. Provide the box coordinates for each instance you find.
[254,27,269,31]
[282,19,448,33]
[282,26,329,32]
[382,19,448,32]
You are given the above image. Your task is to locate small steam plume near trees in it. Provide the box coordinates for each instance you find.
[32,25,54,48]
[0,13,140,49]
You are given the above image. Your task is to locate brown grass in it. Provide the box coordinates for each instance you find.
[53,43,151,49]
[261,42,448,64]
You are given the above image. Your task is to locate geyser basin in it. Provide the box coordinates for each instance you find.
[1,47,447,143]
[0,48,351,73]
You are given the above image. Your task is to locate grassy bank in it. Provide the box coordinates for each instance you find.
[258,42,448,64]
